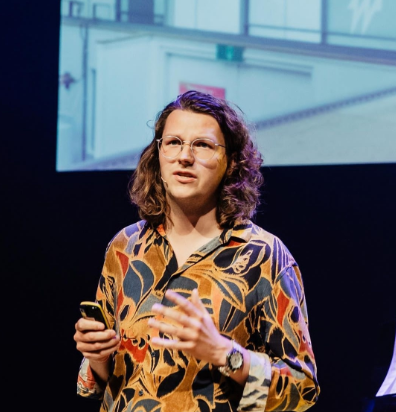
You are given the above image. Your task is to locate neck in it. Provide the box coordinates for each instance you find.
[166,203,221,238]
[164,199,222,268]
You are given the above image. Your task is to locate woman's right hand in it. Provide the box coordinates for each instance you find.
[74,317,120,363]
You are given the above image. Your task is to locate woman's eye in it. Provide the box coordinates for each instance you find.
[195,140,212,149]
[166,138,181,146]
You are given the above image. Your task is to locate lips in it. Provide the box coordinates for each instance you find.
[173,171,197,182]
[174,171,196,178]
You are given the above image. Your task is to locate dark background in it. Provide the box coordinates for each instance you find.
[3,2,395,411]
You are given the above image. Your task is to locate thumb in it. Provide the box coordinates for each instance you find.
[192,288,207,312]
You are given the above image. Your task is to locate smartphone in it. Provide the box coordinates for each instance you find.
[79,301,111,329]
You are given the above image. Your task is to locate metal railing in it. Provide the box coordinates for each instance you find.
[60,0,396,62]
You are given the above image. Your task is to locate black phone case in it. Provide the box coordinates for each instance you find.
[79,301,110,329]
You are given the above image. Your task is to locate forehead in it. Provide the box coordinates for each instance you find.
[163,110,224,143]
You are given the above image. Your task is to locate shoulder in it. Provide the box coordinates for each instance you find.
[244,221,287,246]
[248,221,298,268]
[104,220,150,256]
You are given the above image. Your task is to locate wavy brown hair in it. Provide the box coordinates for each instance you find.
[128,90,264,228]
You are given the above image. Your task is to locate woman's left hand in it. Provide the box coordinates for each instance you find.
[148,288,231,366]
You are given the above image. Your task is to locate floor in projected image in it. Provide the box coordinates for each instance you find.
[257,90,396,167]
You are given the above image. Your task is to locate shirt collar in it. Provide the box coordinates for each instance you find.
[155,220,253,244]
[220,220,253,244]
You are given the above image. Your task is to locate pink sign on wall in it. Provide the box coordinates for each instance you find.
[179,82,226,99]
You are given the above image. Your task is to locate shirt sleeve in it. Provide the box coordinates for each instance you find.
[238,264,320,412]
[76,234,120,400]
[77,357,105,400]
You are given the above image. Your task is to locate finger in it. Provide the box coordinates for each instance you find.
[76,335,120,354]
[191,288,205,310]
[148,317,179,335]
[151,303,190,323]
[80,343,119,362]
[185,289,207,318]
[74,329,118,345]
[150,336,179,348]
[76,317,107,332]
[164,290,203,318]
[151,303,180,319]
[149,312,201,332]
[151,336,197,351]
[148,316,201,338]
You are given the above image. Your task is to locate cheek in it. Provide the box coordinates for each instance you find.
[213,157,228,181]
[159,154,172,173]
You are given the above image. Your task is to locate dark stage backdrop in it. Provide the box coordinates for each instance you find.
[2,2,395,412]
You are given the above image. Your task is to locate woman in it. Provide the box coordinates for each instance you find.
[74,90,320,412]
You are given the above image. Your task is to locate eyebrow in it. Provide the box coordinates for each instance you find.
[163,135,220,143]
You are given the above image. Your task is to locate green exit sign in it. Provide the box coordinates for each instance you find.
[216,44,244,62]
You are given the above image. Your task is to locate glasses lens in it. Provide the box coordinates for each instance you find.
[192,139,216,160]
[161,136,182,158]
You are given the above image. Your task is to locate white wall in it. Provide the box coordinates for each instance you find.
[168,0,241,33]
[249,0,321,42]
[95,36,155,158]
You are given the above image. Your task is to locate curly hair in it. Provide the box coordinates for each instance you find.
[128,90,264,228]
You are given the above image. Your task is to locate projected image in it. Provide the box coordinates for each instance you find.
[57,0,396,171]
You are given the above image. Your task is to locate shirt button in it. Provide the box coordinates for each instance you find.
[139,390,143,396]
[151,351,156,357]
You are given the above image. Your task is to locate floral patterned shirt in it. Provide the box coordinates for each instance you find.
[77,220,320,412]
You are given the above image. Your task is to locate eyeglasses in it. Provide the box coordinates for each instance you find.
[157,136,226,161]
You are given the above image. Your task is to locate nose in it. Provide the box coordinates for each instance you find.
[179,141,194,161]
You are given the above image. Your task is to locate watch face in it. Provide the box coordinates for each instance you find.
[229,351,243,370]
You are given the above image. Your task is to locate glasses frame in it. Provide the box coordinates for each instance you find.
[156,136,226,160]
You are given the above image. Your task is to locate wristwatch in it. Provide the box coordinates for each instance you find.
[218,340,244,377]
